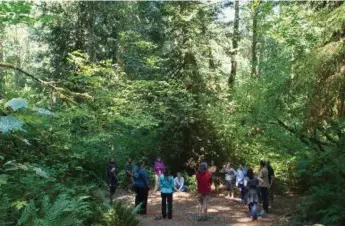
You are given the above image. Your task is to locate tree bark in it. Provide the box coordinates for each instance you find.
[251,0,260,77]
[0,25,4,98]
[229,0,240,86]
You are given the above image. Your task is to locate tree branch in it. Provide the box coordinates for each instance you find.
[0,62,93,103]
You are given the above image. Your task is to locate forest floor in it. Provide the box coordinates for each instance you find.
[115,186,297,226]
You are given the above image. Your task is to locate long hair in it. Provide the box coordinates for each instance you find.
[163,167,171,177]
[247,168,254,180]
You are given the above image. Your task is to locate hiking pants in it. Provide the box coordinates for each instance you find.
[135,186,149,214]
[161,193,173,219]
[260,187,269,212]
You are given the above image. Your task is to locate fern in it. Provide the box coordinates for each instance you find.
[17,194,91,226]
[17,200,37,226]
[96,201,139,226]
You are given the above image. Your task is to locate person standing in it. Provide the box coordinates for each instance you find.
[125,158,133,191]
[267,160,275,205]
[244,168,263,220]
[107,158,119,203]
[221,163,237,199]
[133,160,150,215]
[154,156,165,192]
[196,162,212,221]
[236,164,245,203]
[155,168,174,220]
[258,160,269,215]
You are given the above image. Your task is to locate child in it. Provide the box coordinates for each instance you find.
[244,168,263,220]
[155,167,174,220]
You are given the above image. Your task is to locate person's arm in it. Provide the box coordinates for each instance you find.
[178,177,184,191]
[271,169,275,185]
[174,178,179,191]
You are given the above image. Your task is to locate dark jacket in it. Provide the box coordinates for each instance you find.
[133,168,150,189]
[107,163,118,187]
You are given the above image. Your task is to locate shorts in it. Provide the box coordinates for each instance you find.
[226,180,234,191]
[198,193,210,204]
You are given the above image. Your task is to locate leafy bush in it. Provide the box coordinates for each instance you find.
[183,172,196,193]
[17,194,92,226]
[296,135,345,226]
[92,202,139,226]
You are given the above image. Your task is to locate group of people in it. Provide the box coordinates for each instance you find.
[107,156,188,218]
[107,156,275,221]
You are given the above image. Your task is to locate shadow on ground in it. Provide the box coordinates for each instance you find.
[114,188,298,226]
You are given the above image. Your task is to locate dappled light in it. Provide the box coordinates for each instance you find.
[1,1,344,226]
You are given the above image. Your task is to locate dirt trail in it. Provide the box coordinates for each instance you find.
[115,189,296,226]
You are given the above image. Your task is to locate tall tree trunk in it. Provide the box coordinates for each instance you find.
[251,0,260,77]
[0,24,4,98]
[229,0,239,86]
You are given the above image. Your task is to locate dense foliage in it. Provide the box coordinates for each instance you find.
[1,1,345,225]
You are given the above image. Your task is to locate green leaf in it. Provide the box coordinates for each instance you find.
[0,116,25,133]
[4,98,28,111]
[0,174,9,186]
[33,107,54,116]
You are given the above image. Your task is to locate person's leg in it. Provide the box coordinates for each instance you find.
[142,188,149,214]
[136,187,144,214]
[261,187,268,213]
[240,184,245,201]
[109,186,115,203]
[258,187,262,204]
[198,194,204,217]
[134,187,140,209]
[251,202,258,219]
[203,194,209,216]
[161,193,167,218]
[269,184,274,204]
[167,193,173,219]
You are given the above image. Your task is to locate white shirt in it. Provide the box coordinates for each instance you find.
[236,169,244,184]
[174,176,184,191]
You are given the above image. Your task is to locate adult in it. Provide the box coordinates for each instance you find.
[125,158,133,191]
[156,167,174,220]
[107,157,119,202]
[236,164,245,202]
[174,172,188,192]
[267,160,275,204]
[133,160,150,215]
[196,162,212,221]
[209,160,220,196]
[244,168,263,220]
[221,163,237,199]
[258,160,269,215]
[242,163,248,177]
[154,156,166,192]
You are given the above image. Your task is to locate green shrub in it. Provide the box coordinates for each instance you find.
[183,172,196,192]
[92,201,139,226]
[17,194,92,226]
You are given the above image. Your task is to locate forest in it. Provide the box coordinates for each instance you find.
[0,1,344,226]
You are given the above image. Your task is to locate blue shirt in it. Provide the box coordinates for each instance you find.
[236,169,244,184]
[133,168,150,188]
[159,175,174,194]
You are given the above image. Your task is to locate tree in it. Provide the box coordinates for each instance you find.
[229,0,239,86]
